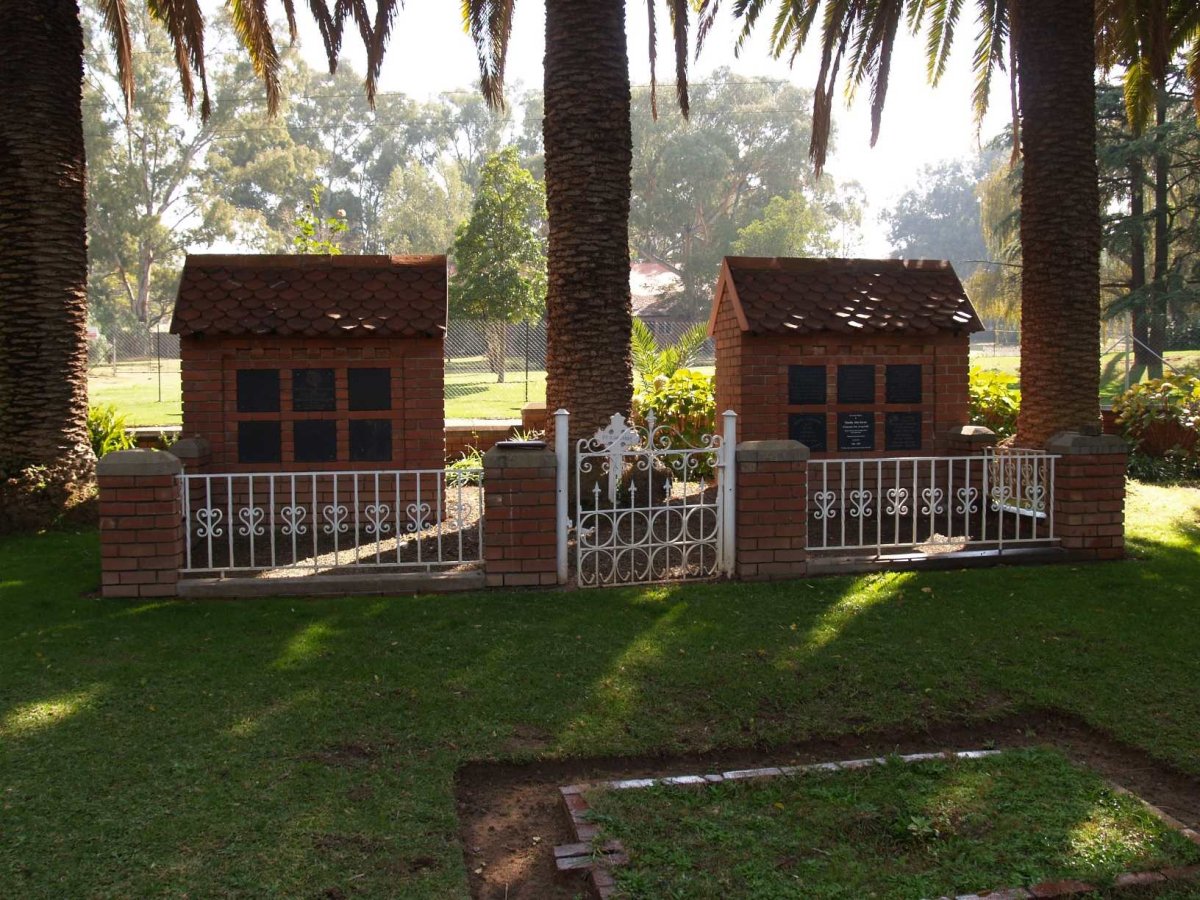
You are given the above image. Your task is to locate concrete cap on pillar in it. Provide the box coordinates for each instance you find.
[96,448,183,476]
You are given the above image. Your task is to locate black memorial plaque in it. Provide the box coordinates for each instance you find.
[348,368,392,411]
[236,369,280,413]
[788,413,827,452]
[886,364,923,404]
[885,412,922,451]
[349,419,392,462]
[837,365,875,404]
[292,368,336,412]
[237,421,281,463]
[837,412,875,452]
[294,420,338,462]
[787,365,826,405]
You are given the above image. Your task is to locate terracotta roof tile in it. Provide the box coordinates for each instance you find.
[170,254,447,338]
[715,257,982,337]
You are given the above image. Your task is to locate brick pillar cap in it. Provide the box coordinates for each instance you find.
[1044,431,1129,455]
[945,425,999,445]
[97,448,183,476]
[482,445,557,469]
[521,401,547,413]
[736,440,810,463]
[169,437,211,462]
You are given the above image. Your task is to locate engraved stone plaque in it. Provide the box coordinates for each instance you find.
[788,365,826,405]
[294,420,337,463]
[236,369,280,413]
[837,365,875,404]
[292,368,336,412]
[885,412,922,451]
[237,421,281,463]
[886,364,922,404]
[788,413,827,452]
[837,412,875,451]
[349,419,392,461]
[348,368,392,411]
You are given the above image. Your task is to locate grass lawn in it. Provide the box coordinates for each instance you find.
[587,748,1200,898]
[971,349,1200,402]
[2,481,1200,897]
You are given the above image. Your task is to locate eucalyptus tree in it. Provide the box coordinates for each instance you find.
[715,0,1103,444]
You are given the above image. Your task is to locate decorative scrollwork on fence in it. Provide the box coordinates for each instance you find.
[363,503,391,536]
[237,506,265,537]
[849,489,873,519]
[885,487,909,516]
[405,502,432,533]
[322,504,349,535]
[813,490,837,521]
[920,487,946,516]
[280,505,307,537]
[955,487,979,515]
[195,507,223,538]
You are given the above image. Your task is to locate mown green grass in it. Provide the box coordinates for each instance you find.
[588,748,1200,899]
[2,482,1199,897]
[971,349,1200,401]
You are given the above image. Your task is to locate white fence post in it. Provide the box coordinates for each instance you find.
[721,409,738,577]
[555,408,570,584]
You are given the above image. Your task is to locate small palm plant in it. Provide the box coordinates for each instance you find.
[630,319,710,388]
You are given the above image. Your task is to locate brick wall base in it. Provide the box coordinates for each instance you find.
[98,450,184,598]
[482,445,558,588]
[735,440,809,580]
[1046,431,1128,561]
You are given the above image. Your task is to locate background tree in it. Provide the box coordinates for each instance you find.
[449,148,547,383]
[291,184,349,254]
[732,189,858,258]
[83,4,236,335]
[883,158,991,279]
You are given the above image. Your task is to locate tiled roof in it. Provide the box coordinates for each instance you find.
[712,257,983,336]
[170,254,447,338]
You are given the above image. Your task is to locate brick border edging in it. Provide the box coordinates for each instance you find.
[552,749,1200,900]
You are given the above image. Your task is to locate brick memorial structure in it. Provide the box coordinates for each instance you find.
[710,257,983,455]
[170,254,447,473]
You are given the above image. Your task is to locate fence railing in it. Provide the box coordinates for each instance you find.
[806,449,1058,554]
[181,468,483,575]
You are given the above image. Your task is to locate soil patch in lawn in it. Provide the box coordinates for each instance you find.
[454,712,1200,900]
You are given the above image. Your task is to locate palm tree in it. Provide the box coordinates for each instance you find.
[0,0,282,482]
[717,0,1103,445]
[1097,1,1200,379]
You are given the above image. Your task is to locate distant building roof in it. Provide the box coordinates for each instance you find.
[709,256,983,337]
[630,262,683,316]
[170,254,447,338]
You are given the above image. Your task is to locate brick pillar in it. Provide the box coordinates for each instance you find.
[482,444,558,588]
[97,450,184,598]
[168,436,210,472]
[1046,431,1128,561]
[943,424,999,455]
[735,440,809,580]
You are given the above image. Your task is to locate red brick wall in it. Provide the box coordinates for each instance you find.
[445,422,518,461]
[713,314,970,456]
[481,446,558,587]
[98,451,184,598]
[181,334,443,472]
[735,441,808,580]
[1047,433,1128,561]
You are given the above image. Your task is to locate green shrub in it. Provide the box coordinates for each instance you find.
[87,404,136,458]
[1113,375,1200,482]
[445,446,484,486]
[969,367,1020,438]
[632,369,717,478]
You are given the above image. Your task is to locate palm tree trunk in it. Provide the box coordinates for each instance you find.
[543,0,634,449]
[1148,81,1169,380]
[0,0,94,481]
[1014,0,1102,445]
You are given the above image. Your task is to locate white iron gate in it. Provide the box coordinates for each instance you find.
[566,410,736,587]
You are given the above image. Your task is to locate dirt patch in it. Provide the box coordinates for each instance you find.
[454,711,1200,900]
[302,742,383,768]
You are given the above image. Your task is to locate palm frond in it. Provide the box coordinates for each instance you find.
[99,0,134,117]
[1123,58,1155,134]
[669,0,691,118]
[280,0,299,42]
[229,0,282,114]
[464,0,514,110]
[305,0,348,73]
[648,0,659,118]
[146,0,211,119]
[925,0,963,85]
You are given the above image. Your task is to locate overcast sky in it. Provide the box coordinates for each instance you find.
[271,0,1012,254]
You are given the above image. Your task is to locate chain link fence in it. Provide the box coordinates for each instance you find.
[88,328,181,374]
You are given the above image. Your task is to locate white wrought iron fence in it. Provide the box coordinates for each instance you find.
[807,449,1058,554]
[181,468,483,575]
[572,410,735,587]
